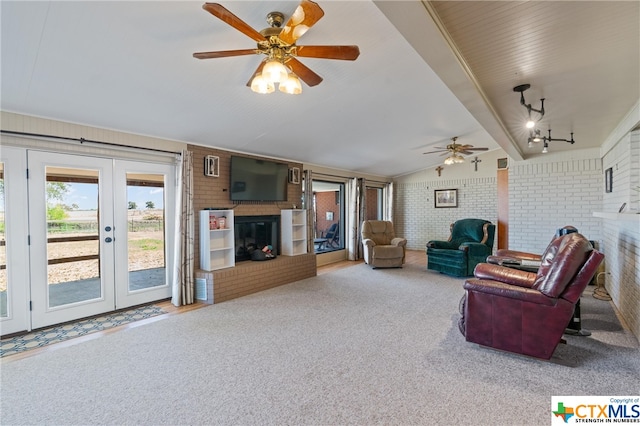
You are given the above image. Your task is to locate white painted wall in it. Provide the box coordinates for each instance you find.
[508,152,602,254]
[394,130,639,340]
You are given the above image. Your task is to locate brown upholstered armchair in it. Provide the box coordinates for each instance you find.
[459,233,604,359]
[361,220,407,268]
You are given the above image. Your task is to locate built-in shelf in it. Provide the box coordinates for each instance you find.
[200,209,235,271]
[281,209,308,256]
[593,212,640,222]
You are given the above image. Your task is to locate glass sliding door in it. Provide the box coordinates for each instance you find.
[312,181,345,253]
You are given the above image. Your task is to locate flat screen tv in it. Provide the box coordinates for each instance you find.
[230,156,289,202]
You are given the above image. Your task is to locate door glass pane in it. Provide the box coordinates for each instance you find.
[127,173,165,291]
[0,162,7,317]
[365,187,383,220]
[46,167,101,308]
[312,181,344,253]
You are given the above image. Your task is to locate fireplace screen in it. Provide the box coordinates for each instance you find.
[234,215,280,262]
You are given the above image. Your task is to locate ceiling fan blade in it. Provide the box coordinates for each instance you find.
[422,150,447,155]
[246,61,266,87]
[193,49,258,59]
[202,3,266,42]
[296,45,360,60]
[469,147,489,151]
[458,151,474,156]
[287,58,323,87]
[279,0,325,45]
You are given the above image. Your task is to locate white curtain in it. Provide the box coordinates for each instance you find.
[303,169,314,253]
[347,178,357,260]
[356,178,366,259]
[385,181,394,224]
[172,150,195,306]
[347,178,368,260]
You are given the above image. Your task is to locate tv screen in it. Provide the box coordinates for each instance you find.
[230,156,288,202]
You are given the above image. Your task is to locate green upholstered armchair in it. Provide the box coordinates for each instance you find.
[426,219,495,277]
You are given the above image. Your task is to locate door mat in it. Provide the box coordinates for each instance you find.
[1,305,167,358]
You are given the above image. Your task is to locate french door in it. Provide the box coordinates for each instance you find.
[1,149,175,333]
[0,147,30,335]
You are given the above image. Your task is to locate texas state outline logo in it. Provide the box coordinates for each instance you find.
[551,396,640,425]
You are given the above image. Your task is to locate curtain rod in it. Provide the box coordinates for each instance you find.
[1,130,181,156]
[310,171,390,184]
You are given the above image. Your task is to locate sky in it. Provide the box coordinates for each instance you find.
[0,182,165,212]
[65,183,164,211]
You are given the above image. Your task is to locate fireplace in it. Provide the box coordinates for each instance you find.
[234,215,280,262]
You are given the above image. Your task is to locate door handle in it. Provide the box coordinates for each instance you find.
[105,237,113,243]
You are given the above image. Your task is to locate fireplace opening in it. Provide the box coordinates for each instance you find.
[234,215,280,262]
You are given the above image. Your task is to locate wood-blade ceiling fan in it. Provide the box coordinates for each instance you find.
[423,137,489,164]
[193,1,360,92]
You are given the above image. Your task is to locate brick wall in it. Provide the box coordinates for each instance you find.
[394,143,639,340]
[197,254,317,303]
[601,219,639,337]
[189,144,303,269]
[315,191,339,237]
[365,188,379,220]
[599,129,639,338]
[189,144,314,303]
[508,158,603,254]
[394,177,497,251]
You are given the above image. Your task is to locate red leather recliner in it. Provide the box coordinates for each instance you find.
[486,225,578,266]
[458,233,604,360]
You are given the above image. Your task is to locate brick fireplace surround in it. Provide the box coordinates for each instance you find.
[196,253,316,304]
[190,144,317,304]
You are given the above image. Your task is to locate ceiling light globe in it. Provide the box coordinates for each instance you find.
[279,74,302,95]
[542,145,549,154]
[444,156,455,165]
[250,74,275,94]
[526,120,535,129]
[263,60,288,84]
[453,155,465,164]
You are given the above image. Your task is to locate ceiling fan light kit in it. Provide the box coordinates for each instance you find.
[515,83,576,154]
[279,73,303,95]
[250,74,275,94]
[444,154,465,165]
[193,1,360,95]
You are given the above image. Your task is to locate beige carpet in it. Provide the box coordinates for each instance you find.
[1,263,638,425]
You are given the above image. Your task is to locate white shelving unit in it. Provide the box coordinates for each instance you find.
[281,209,307,256]
[199,209,235,271]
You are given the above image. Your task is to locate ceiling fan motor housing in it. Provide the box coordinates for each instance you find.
[266,11,285,28]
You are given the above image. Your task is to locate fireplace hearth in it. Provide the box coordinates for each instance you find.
[234,215,280,262]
